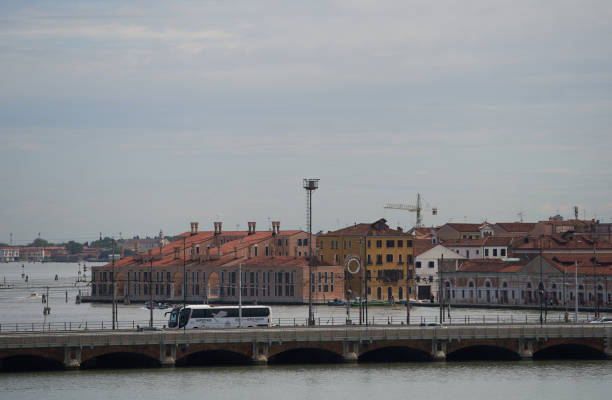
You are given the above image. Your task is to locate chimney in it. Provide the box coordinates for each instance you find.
[272,221,280,235]
[190,222,199,236]
[214,222,223,235]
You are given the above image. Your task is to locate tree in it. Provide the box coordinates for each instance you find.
[65,241,84,254]
[89,237,115,249]
[28,238,50,247]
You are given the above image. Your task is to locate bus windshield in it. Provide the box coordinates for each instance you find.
[168,308,179,328]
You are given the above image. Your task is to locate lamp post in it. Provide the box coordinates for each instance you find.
[303,178,319,326]
[182,236,187,332]
[539,237,544,326]
[149,256,153,328]
[112,239,117,330]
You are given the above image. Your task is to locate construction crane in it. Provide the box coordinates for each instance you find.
[384,193,438,228]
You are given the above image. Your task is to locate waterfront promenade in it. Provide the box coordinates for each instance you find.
[1,324,610,370]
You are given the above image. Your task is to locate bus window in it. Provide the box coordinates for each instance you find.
[179,308,191,328]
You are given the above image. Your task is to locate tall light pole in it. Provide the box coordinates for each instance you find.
[149,256,153,328]
[182,236,187,332]
[304,178,319,326]
[539,237,544,326]
[112,239,117,330]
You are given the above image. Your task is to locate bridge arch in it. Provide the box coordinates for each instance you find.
[0,354,64,372]
[80,352,160,369]
[447,345,520,361]
[176,350,251,366]
[268,348,343,364]
[533,343,606,360]
[359,346,431,362]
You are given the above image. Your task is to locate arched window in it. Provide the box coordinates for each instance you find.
[485,281,491,288]
[468,281,475,288]
[502,281,508,288]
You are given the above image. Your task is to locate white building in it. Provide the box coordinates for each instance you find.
[0,247,20,262]
[414,242,464,301]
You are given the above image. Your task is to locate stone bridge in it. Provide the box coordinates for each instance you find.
[0,325,610,371]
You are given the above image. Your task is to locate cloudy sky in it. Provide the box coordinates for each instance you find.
[1,0,611,244]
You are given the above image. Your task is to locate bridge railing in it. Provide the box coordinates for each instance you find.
[0,313,596,333]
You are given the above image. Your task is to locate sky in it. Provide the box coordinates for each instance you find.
[1,0,611,244]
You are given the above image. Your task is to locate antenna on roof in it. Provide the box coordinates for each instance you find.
[574,206,579,220]
[517,211,524,223]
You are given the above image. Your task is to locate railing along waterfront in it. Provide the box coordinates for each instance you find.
[0,314,599,333]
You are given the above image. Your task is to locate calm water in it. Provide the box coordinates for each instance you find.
[0,361,611,400]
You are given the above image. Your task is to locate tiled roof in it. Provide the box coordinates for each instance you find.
[544,253,612,275]
[483,236,515,246]
[494,222,536,233]
[457,259,523,273]
[414,239,437,256]
[445,223,482,232]
[513,235,612,250]
[319,219,411,237]
[442,238,486,247]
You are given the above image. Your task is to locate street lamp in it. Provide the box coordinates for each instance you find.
[539,237,544,326]
[303,178,319,326]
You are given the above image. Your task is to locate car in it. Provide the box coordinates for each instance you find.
[588,317,612,324]
[420,322,443,327]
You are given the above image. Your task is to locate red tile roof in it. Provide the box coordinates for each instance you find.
[444,223,482,232]
[494,222,536,233]
[319,218,411,237]
[442,238,486,247]
[456,259,523,273]
[414,239,437,256]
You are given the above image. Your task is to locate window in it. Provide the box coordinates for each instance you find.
[416,261,422,268]
[407,240,413,247]
[398,254,403,263]
[386,254,393,263]
[376,240,382,248]
[368,240,371,248]
[493,249,497,257]
[367,254,372,264]
[298,239,302,246]
[343,241,346,249]
[485,249,489,256]
[428,261,434,268]
[398,240,403,248]
[501,249,506,256]
[407,255,413,264]
[304,239,308,246]
[376,254,383,265]
[386,240,394,248]
[265,246,269,256]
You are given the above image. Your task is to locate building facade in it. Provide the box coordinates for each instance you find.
[318,219,414,303]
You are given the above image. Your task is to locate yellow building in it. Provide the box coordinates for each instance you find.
[318,219,414,302]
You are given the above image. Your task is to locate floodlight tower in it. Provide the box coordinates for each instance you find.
[304,178,319,326]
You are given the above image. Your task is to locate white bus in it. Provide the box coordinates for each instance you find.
[167,305,271,329]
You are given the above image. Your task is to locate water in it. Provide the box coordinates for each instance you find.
[0,263,610,398]
[0,361,610,400]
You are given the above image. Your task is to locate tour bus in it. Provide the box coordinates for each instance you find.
[167,304,271,329]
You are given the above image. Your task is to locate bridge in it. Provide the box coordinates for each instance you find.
[1,325,610,371]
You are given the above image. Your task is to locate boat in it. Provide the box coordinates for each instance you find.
[145,301,172,310]
[327,299,347,306]
[350,300,389,307]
